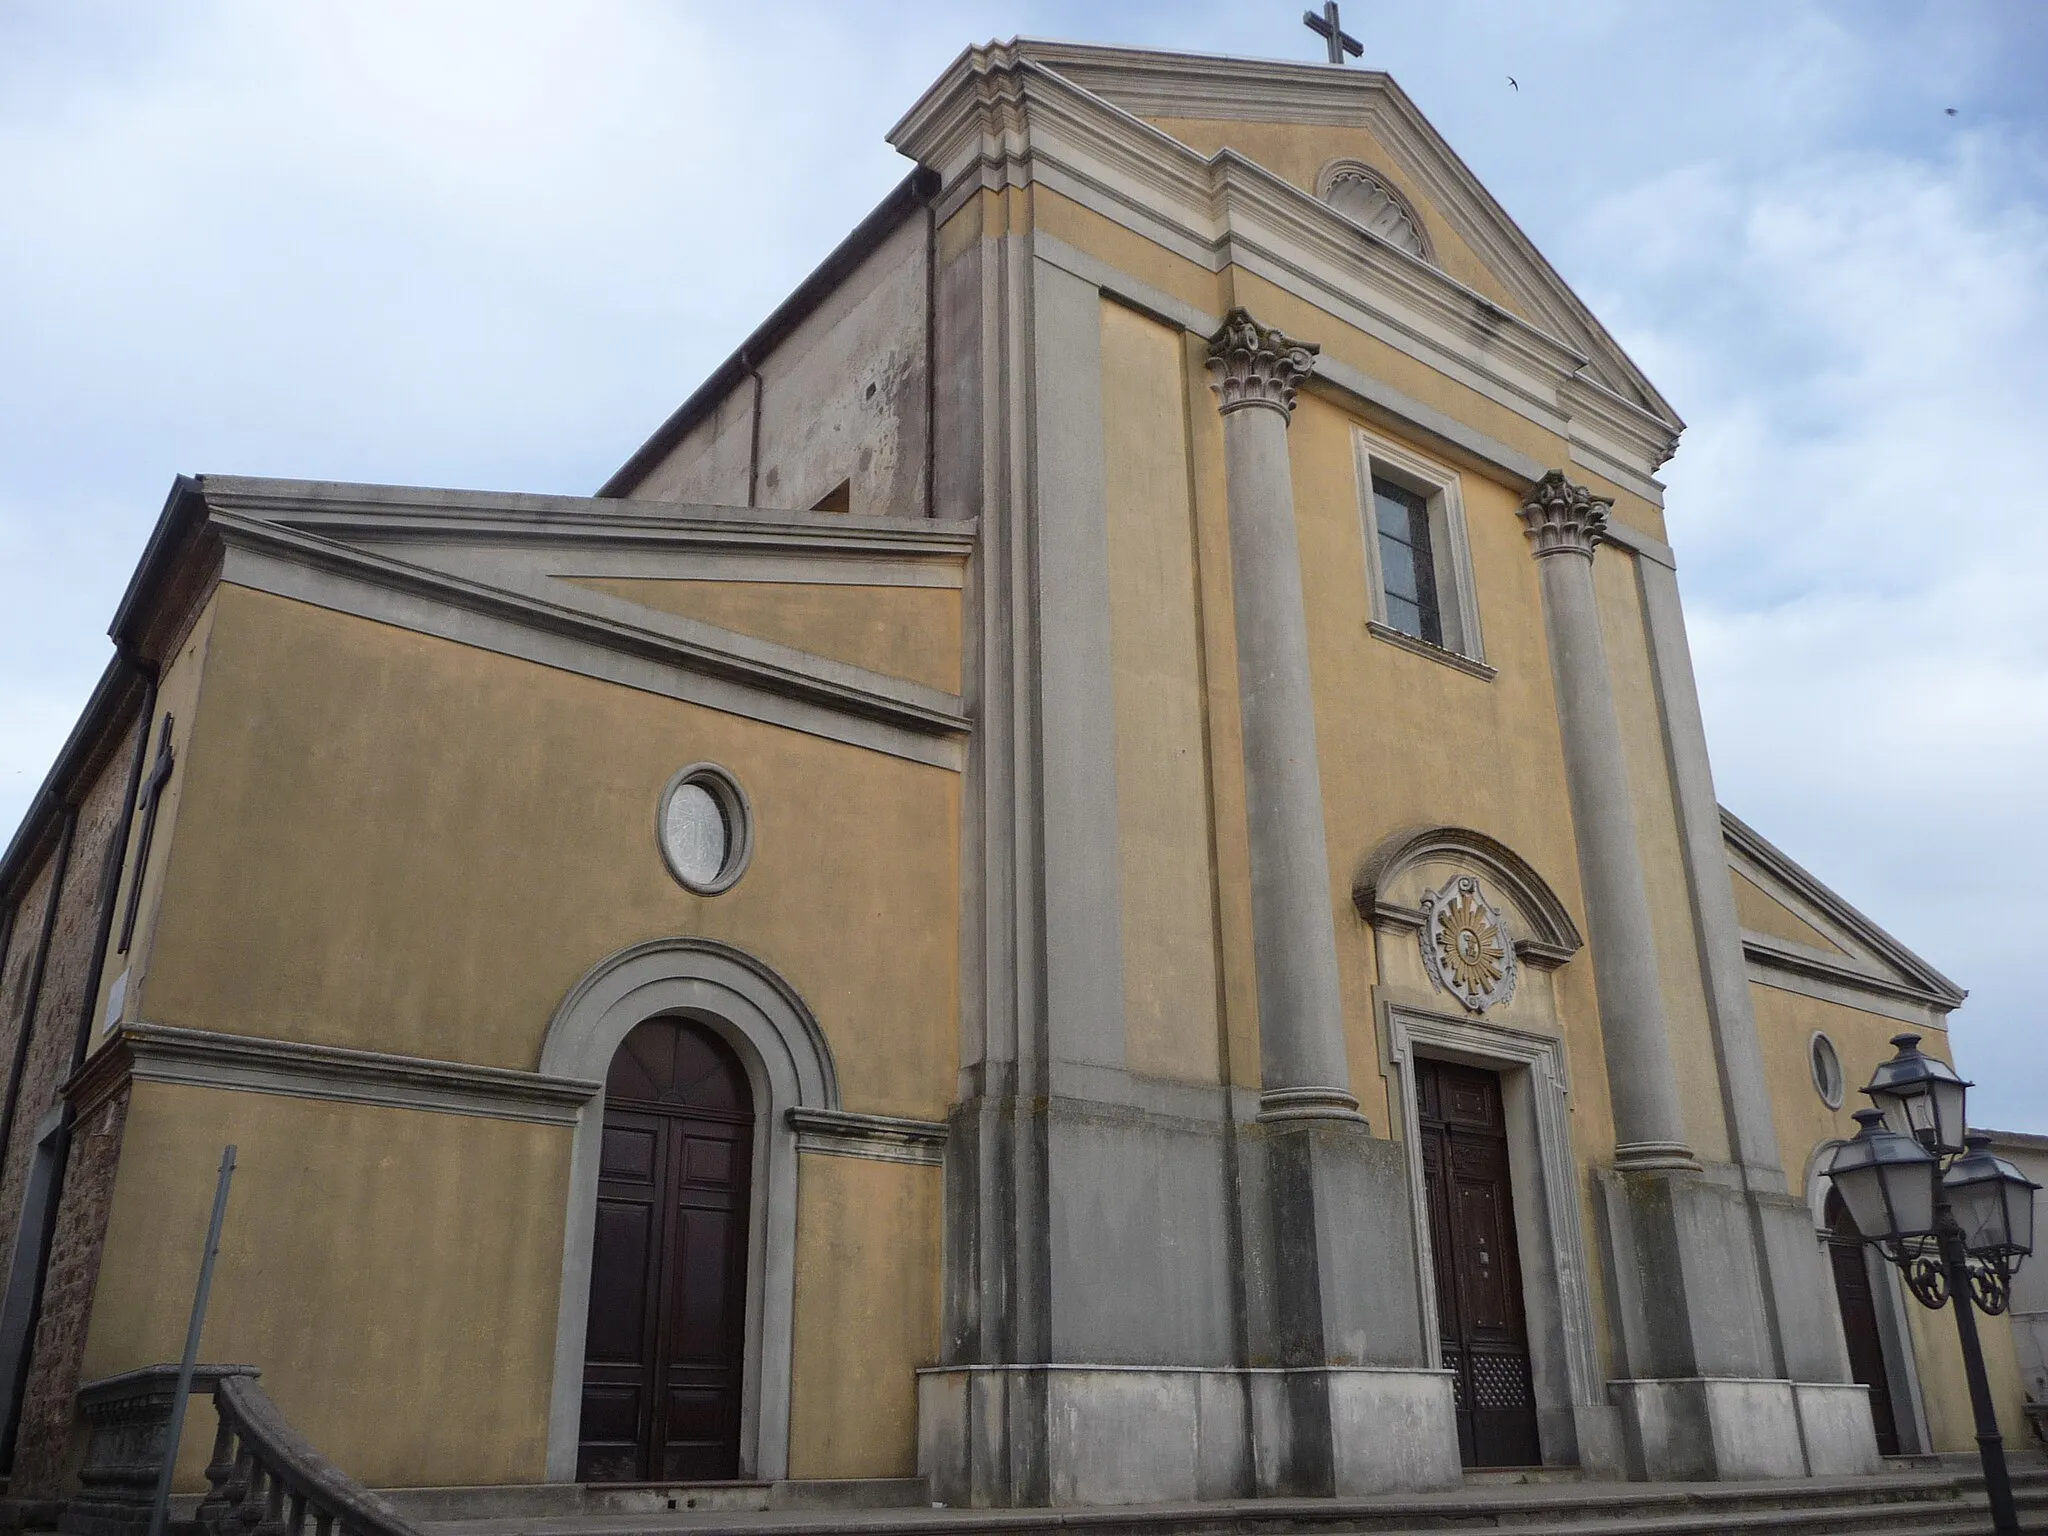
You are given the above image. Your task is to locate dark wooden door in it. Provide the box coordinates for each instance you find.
[1826,1189,1901,1456]
[578,1017,753,1482]
[1416,1058,1541,1468]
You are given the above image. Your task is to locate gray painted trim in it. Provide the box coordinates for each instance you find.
[1029,260,1129,1073]
[220,540,967,772]
[1742,934,1963,1013]
[108,1022,596,1125]
[788,1107,947,1166]
[1596,516,1677,570]
[1744,957,1946,1030]
[1382,1004,1602,1415]
[538,937,840,1484]
[382,543,966,592]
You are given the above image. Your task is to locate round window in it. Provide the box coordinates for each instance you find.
[1810,1032,1845,1110]
[657,763,752,894]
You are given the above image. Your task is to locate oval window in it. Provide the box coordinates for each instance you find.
[658,764,752,894]
[1810,1032,1845,1110]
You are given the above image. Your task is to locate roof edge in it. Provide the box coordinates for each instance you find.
[597,166,941,501]
[1721,805,1967,1010]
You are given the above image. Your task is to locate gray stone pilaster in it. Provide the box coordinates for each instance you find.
[1206,310,1356,1123]
[1518,472,1694,1172]
[1204,311,1455,1498]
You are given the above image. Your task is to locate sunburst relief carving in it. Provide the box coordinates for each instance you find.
[1419,874,1517,1012]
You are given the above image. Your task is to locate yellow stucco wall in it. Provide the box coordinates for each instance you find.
[562,577,963,696]
[85,1081,569,1489]
[786,1153,942,1478]
[1733,869,1847,954]
[133,584,959,1121]
[1100,301,1225,1086]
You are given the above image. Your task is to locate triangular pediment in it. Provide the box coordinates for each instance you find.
[1006,40,1678,430]
[1722,807,1965,1011]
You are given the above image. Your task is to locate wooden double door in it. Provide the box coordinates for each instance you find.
[1826,1189,1902,1455]
[1415,1058,1542,1468]
[578,1017,754,1483]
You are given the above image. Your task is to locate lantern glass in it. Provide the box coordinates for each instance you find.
[1864,1033,1972,1156]
[1944,1135,2041,1260]
[1827,1111,1939,1244]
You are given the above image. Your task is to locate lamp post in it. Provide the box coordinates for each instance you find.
[1825,1034,2039,1535]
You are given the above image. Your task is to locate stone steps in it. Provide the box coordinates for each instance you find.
[397,1470,2048,1536]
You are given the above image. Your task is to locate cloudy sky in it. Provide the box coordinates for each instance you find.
[4,3,2043,1127]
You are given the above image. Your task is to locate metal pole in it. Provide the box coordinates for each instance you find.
[146,1146,236,1536]
[1937,1198,2019,1534]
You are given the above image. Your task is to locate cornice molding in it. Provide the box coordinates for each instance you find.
[1353,824,1584,969]
[787,1107,947,1166]
[1205,308,1318,416]
[890,43,1682,481]
[1518,470,1610,560]
[900,39,1681,451]
[68,1023,599,1125]
[1722,807,1966,1008]
[205,503,970,748]
[1740,936,1964,1014]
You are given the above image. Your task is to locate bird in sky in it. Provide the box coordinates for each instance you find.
[1507,75,1519,90]
[1945,107,1958,116]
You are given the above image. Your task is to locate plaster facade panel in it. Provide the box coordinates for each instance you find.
[0,860,58,1239]
[629,390,753,507]
[786,1151,941,1478]
[1142,116,1527,318]
[138,586,959,1120]
[80,1080,571,1490]
[1732,869,1848,955]
[1099,300,1223,1086]
[1592,548,1729,1166]
[1282,390,1595,1130]
[562,577,963,695]
[756,219,930,519]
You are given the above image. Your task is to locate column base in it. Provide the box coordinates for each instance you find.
[916,1364,1459,1507]
[1609,1377,1880,1480]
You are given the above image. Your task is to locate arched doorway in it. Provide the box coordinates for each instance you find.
[1825,1188,1901,1456]
[577,1016,755,1482]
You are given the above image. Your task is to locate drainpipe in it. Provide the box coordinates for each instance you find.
[743,348,764,508]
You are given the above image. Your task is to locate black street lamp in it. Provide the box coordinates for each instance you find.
[1825,1034,2040,1535]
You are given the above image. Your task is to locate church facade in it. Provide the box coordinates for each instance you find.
[0,39,2023,1509]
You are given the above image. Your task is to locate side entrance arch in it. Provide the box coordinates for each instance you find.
[579,1017,756,1482]
[540,938,840,1484]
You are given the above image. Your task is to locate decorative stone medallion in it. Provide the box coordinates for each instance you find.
[1419,874,1518,1012]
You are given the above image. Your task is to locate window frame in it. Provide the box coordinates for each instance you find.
[1353,428,1491,677]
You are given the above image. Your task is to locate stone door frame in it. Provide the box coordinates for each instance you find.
[1384,1001,1603,1468]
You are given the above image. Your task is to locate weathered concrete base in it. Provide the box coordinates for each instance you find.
[1794,1382,1885,1475]
[1609,1376,1878,1481]
[917,1364,1458,1507]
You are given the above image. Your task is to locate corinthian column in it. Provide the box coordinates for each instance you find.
[1520,472,1694,1170]
[1207,310,1356,1122]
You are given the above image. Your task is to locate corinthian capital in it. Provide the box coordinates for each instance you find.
[1518,471,1611,559]
[1206,309,1319,417]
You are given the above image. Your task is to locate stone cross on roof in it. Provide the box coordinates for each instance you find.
[1303,2,1363,65]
